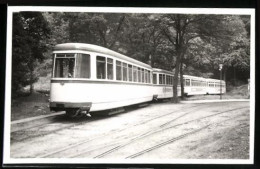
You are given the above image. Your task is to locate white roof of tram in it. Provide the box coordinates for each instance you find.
[152,68,174,75]
[54,43,152,69]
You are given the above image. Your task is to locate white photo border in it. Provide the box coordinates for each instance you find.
[4,6,255,165]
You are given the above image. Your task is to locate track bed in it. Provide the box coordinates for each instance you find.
[10,101,250,161]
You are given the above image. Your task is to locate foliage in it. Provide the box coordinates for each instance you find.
[12,12,250,98]
[12,12,50,96]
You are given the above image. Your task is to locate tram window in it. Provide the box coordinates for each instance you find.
[162,74,165,84]
[128,64,133,81]
[96,56,106,79]
[107,58,113,80]
[145,70,148,83]
[138,67,141,82]
[159,74,162,84]
[75,54,90,78]
[141,69,144,83]
[185,79,190,86]
[123,63,127,81]
[56,53,75,58]
[148,71,151,83]
[54,57,75,78]
[153,74,157,84]
[116,61,122,80]
[133,66,137,82]
[192,80,195,86]
[170,76,173,85]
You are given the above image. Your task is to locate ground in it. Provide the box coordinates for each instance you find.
[8,84,251,162]
[10,101,250,161]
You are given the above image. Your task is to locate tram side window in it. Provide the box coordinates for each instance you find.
[153,74,157,84]
[75,54,90,78]
[133,66,137,82]
[138,67,141,82]
[145,70,148,83]
[107,58,113,80]
[128,64,133,81]
[162,74,165,85]
[192,80,195,86]
[123,63,127,81]
[116,61,122,80]
[141,69,144,83]
[148,71,151,83]
[159,74,162,84]
[96,56,106,79]
[54,56,75,78]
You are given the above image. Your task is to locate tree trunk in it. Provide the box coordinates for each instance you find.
[233,66,236,86]
[30,77,34,94]
[180,61,185,99]
[172,15,182,103]
[172,54,181,103]
[29,50,34,95]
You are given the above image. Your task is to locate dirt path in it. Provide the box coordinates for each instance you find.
[10,101,250,161]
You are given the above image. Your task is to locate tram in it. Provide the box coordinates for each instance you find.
[49,43,154,116]
[49,43,226,116]
[183,75,226,96]
[206,78,226,94]
[152,68,181,99]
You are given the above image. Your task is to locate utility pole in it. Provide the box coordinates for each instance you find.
[219,64,223,100]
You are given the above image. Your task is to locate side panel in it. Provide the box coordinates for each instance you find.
[153,85,181,99]
[185,86,207,95]
[50,81,154,112]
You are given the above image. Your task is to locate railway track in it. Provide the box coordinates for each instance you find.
[36,104,248,158]
[36,104,205,158]
[92,106,248,159]
[11,113,104,142]
[125,116,243,159]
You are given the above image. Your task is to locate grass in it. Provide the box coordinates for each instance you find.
[11,73,52,121]
[11,92,51,121]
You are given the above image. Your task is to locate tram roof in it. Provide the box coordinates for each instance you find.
[54,43,152,69]
[184,75,225,83]
[152,68,174,75]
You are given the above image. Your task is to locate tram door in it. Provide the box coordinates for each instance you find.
[159,74,166,98]
[163,74,167,98]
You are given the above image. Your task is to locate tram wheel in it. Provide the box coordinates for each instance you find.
[66,109,80,117]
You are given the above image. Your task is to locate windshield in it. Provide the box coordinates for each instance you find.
[53,53,90,78]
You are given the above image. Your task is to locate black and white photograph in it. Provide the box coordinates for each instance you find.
[3,6,255,165]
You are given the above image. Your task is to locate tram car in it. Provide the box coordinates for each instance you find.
[152,68,181,99]
[183,75,207,96]
[206,78,226,94]
[50,43,154,116]
[183,75,226,96]
[50,43,226,116]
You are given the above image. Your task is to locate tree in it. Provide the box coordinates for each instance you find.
[12,12,50,95]
[158,14,249,102]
